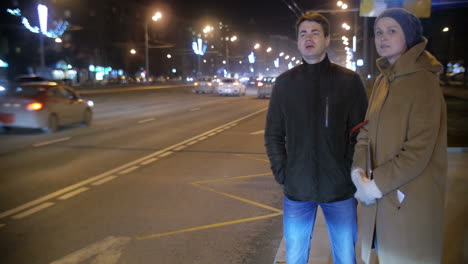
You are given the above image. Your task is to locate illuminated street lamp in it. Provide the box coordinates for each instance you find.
[166,54,172,59]
[266,47,272,53]
[130,49,136,54]
[443,27,450,32]
[145,11,162,80]
[203,25,213,34]
[55,38,62,43]
[254,43,260,50]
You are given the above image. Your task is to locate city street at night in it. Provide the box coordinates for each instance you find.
[1,0,467,263]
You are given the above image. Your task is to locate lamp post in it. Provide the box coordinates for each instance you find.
[144,11,162,80]
[225,35,237,76]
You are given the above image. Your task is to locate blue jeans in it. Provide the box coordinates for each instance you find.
[283,196,357,264]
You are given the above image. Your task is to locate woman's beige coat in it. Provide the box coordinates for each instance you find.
[352,39,447,264]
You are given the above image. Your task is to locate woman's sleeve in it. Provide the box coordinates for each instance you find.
[372,77,444,195]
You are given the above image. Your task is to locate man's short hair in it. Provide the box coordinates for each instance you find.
[295,11,330,37]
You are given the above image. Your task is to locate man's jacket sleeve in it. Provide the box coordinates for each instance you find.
[264,79,287,184]
[346,74,368,169]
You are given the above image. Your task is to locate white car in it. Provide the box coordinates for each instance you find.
[0,82,94,133]
[193,76,215,94]
[217,78,246,96]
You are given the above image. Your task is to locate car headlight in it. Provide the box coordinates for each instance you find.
[87,100,94,107]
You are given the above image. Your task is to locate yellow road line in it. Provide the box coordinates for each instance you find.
[136,212,282,240]
[192,183,282,213]
[191,172,271,184]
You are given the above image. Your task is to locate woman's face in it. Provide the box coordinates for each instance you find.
[374,17,407,65]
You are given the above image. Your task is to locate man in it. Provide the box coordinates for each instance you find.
[264,12,368,264]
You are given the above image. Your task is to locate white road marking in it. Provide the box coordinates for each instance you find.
[50,236,131,264]
[208,132,217,136]
[33,137,71,147]
[198,136,208,141]
[186,141,198,146]
[250,130,264,135]
[189,107,201,111]
[58,187,90,200]
[159,151,173,158]
[137,118,155,124]
[11,202,54,219]
[0,108,268,220]
[140,158,158,165]
[173,145,186,151]
[118,166,139,175]
[91,176,118,186]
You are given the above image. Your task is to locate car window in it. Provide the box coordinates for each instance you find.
[63,87,77,99]
[198,77,212,82]
[221,79,235,83]
[6,85,48,97]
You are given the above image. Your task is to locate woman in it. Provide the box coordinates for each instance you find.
[351,8,447,264]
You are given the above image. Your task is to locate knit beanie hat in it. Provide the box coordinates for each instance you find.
[375,8,423,48]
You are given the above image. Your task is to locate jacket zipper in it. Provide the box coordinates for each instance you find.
[325,96,329,128]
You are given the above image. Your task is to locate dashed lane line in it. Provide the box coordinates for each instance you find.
[33,137,71,147]
[58,187,90,200]
[118,166,140,175]
[11,202,55,219]
[138,118,156,124]
[158,151,173,158]
[0,107,267,221]
[92,176,118,186]
[250,130,264,135]
[173,145,186,151]
[140,158,158,165]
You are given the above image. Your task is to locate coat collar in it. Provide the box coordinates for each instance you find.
[376,37,442,82]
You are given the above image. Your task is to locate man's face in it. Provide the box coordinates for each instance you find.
[297,21,330,64]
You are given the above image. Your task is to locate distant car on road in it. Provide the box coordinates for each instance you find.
[217,78,246,96]
[256,77,276,99]
[193,76,215,94]
[0,82,94,133]
[14,74,50,84]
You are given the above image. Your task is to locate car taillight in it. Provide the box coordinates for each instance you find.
[27,102,43,111]
[257,82,264,87]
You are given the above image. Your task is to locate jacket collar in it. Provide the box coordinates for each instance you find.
[377,37,442,82]
[301,53,331,74]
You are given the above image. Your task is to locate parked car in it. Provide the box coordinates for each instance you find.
[256,76,276,99]
[0,82,94,133]
[217,78,246,96]
[193,76,215,94]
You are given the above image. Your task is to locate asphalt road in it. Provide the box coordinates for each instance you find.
[0,86,283,264]
[0,85,466,264]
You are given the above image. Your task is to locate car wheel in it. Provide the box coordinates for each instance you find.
[82,108,92,127]
[43,114,59,133]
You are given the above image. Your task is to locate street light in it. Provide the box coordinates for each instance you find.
[145,11,162,80]
[130,49,136,54]
[254,43,260,50]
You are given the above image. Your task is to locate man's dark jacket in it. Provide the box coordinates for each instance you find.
[264,55,368,203]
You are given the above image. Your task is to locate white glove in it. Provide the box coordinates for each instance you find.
[351,168,383,205]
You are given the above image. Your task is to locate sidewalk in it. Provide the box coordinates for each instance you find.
[273,151,468,264]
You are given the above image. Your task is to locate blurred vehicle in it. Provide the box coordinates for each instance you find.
[193,76,215,94]
[245,77,260,88]
[14,74,50,84]
[216,78,246,96]
[256,76,276,99]
[0,82,94,133]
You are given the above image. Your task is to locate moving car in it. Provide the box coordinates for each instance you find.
[193,76,215,94]
[256,76,276,99]
[0,82,94,133]
[216,78,246,96]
